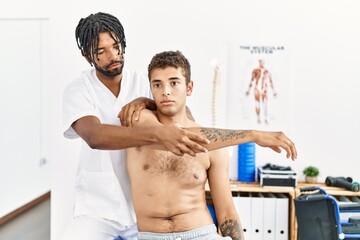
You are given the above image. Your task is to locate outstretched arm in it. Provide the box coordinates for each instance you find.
[187,127,297,160]
[133,109,297,160]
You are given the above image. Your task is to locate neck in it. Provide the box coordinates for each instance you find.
[156,109,190,127]
[96,71,122,97]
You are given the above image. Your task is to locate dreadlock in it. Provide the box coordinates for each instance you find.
[148,50,191,84]
[75,12,126,66]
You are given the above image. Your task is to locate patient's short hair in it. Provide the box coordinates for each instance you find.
[148,50,191,84]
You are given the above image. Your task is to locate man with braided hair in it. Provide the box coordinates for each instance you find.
[62,12,210,240]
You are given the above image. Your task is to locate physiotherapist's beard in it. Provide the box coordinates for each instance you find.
[95,59,124,78]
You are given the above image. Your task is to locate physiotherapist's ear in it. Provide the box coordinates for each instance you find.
[187,81,194,96]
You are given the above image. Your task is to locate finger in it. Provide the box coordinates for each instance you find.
[185,135,209,153]
[171,148,185,157]
[133,107,143,122]
[120,106,129,126]
[189,142,208,154]
[126,111,134,127]
[180,134,208,154]
[123,106,133,127]
[281,143,292,159]
[271,146,282,154]
[284,138,297,160]
[179,145,196,157]
[177,129,209,153]
[290,143,297,160]
[118,109,124,122]
[176,134,207,154]
[187,132,210,145]
[279,134,293,160]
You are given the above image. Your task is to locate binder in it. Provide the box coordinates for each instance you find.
[232,192,241,218]
[237,192,252,239]
[263,193,276,240]
[251,192,264,240]
[275,193,289,240]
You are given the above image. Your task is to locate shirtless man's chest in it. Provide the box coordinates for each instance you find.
[127,147,214,232]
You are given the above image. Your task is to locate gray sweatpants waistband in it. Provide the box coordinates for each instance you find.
[137,224,228,240]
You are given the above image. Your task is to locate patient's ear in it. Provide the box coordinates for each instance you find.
[187,80,194,96]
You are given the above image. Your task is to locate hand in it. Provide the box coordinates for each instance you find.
[156,125,210,157]
[118,97,155,127]
[254,131,297,160]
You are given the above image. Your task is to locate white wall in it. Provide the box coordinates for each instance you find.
[0,0,52,220]
[291,1,360,178]
[0,19,51,218]
[2,0,360,239]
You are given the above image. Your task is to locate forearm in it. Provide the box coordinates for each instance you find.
[80,124,159,150]
[219,217,244,240]
[185,127,256,151]
[73,114,210,155]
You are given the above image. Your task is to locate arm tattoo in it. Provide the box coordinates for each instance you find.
[200,128,248,142]
[220,218,243,240]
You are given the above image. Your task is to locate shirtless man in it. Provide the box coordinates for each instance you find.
[246,59,277,124]
[126,51,296,240]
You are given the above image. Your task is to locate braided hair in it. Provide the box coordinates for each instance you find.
[75,12,126,66]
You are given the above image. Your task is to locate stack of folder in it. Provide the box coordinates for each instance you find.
[232,192,289,240]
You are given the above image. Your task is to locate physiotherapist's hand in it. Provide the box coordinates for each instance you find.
[253,131,297,161]
[118,97,155,127]
[157,125,210,157]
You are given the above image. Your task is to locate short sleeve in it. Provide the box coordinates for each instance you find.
[62,77,100,139]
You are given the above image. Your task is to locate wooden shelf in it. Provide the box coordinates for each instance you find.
[296,182,360,197]
[206,181,360,240]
